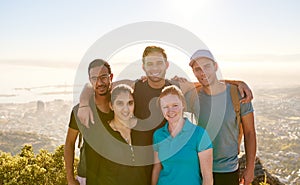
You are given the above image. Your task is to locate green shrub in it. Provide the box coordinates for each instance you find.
[0,145,74,185]
[1,145,275,185]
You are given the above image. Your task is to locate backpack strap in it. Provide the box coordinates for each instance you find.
[188,83,243,153]
[230,85,243,154]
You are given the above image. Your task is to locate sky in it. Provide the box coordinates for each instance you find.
[1,0,299,62]
[0,0,300,102]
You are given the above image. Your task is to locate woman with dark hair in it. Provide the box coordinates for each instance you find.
[93,84,147,185]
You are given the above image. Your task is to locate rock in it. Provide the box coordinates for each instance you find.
[239,154,285,185]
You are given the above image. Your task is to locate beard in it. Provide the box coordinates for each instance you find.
[146,71,166,83]
[147,75,165,82]
[95,85,110,96]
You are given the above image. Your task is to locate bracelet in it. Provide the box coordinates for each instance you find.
[79,105,89,108]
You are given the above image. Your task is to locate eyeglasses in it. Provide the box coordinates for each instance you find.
[90,74,110,83]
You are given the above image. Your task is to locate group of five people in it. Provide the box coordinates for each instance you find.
[64,46,256,185]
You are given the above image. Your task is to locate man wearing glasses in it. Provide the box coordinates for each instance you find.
[64,59,113,185]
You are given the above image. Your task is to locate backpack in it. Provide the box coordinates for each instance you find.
[189,82,243,153]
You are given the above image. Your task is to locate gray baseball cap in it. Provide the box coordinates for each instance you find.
[189,49,215,67]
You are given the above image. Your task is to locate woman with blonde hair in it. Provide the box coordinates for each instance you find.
[152,85,213,185]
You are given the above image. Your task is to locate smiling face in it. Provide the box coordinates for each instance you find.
[110,89,135,122]
[191,57,218,87]
[142,51,169,84]
[159,94,184,124]
[89,66,112,96]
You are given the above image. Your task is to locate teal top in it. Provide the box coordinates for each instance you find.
[153,119,212,185]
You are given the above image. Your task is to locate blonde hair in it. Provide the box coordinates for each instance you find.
[158,85,186,109]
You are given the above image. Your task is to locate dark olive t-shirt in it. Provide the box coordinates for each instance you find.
[85,106,148,185]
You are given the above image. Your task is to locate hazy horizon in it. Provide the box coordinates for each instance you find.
[1,58,299,104]
[1,0,300,103]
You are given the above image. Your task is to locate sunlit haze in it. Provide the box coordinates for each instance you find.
[0,0,299,102]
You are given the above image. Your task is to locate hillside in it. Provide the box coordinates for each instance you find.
[0,86,299,184]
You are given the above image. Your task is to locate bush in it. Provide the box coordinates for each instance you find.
[1,145,279,185]
[0,145,76,185]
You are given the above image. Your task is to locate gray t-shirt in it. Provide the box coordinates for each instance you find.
[185,84,254,172]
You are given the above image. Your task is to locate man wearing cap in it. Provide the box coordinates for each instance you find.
[187,49,256,185]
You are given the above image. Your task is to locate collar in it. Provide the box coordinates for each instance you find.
[162,118,193,134]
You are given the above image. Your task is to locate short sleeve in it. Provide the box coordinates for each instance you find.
[197,128,213,152]
[152,131,159,152]
[234,87,254,117]
[69,110,79,130]
[240,101,254,117]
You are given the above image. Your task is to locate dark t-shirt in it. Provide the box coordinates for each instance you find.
[85,107,148,185]
[132,80,176,183]
[68,107,86,177]
[133,80,174,146]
